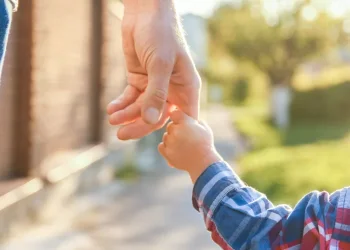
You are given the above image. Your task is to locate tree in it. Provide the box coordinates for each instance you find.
[208,0,344,127]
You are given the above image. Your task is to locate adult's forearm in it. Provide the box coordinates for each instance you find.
[123,0,175,13]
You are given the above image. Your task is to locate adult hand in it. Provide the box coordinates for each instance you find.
[107,0,201,140]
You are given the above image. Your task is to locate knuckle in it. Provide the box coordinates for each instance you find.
[166,123,174,133]
[153,88,167,102]
[172,128,180,138]
[155,56,173,69]
[150,53,174,71]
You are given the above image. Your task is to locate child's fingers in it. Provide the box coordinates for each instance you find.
[109,102,141,125]
[158,143,173,167]
[162,132,169,146]
[158,142,167,158]
[170,109,192,124]
[166,122,175,134]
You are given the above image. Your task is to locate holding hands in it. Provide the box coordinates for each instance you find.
[158,110,222,183]
[107,0,201,140]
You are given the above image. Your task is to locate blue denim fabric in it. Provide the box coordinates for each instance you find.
[0,0,12,78]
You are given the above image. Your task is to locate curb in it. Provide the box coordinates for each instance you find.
[0,143,130,242]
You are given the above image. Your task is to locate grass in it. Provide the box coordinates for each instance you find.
[233,106,350,206]
[233,106,282,149]
[114,161,141,181]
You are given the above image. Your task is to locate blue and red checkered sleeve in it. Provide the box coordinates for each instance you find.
[192,161,350,249]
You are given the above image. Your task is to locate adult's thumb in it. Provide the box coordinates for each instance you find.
[142,57,173,125]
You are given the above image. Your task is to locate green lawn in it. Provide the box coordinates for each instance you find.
[115,161,141,181]
[233,106,350,206]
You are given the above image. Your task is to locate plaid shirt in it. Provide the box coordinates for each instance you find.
[192,162,350,250]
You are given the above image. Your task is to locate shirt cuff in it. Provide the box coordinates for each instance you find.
[192,161,246,213]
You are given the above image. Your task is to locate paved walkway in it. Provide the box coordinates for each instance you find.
[0,105,237,250]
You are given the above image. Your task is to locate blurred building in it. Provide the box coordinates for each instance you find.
[181,13,208,70]
[0,0,131,238]
[181,13,208,105]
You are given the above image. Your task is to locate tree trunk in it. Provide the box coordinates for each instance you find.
[270,83,292,129]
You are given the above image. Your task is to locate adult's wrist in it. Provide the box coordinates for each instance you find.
[123,0,174,14]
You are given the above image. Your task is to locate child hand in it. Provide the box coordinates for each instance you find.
[158,110,222,183]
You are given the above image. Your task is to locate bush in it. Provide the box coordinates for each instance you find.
[234,106,350,205]
[233,106,282,150]
[232,78,249,105]
[291,81,350,123]
[239,139,350,205]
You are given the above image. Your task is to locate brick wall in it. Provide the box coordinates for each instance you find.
[0,17,18,179]
[102,3,126,143]
[30,0,95,175]
[0,1,126,179]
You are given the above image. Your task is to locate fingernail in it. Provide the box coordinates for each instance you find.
[145,107,160,124]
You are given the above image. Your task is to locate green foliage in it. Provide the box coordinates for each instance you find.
[232,78,250,105]
[234,107,350,205]
[240,140,350,205]
[293,65,350,90]
[284,122,350,146]
[233,107,282,149]
[207,1,344,85]
[204,55,237,87]
[291,81,350,123]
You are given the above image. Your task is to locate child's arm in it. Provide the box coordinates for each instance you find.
[192,161,349,249]
[159,110,350,250]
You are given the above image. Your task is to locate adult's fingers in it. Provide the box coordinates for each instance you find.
[142,55,174,125]
[108,102,141,125]
[176,91,200,120]
[172,48,201,119]
[117,118,163,140]
[117,103,173,140]
[107,85,140,115]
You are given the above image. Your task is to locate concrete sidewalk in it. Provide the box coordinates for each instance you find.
[0,105,237,250]
[1,169,219,250]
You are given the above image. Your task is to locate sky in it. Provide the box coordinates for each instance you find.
[175,0,350,18]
